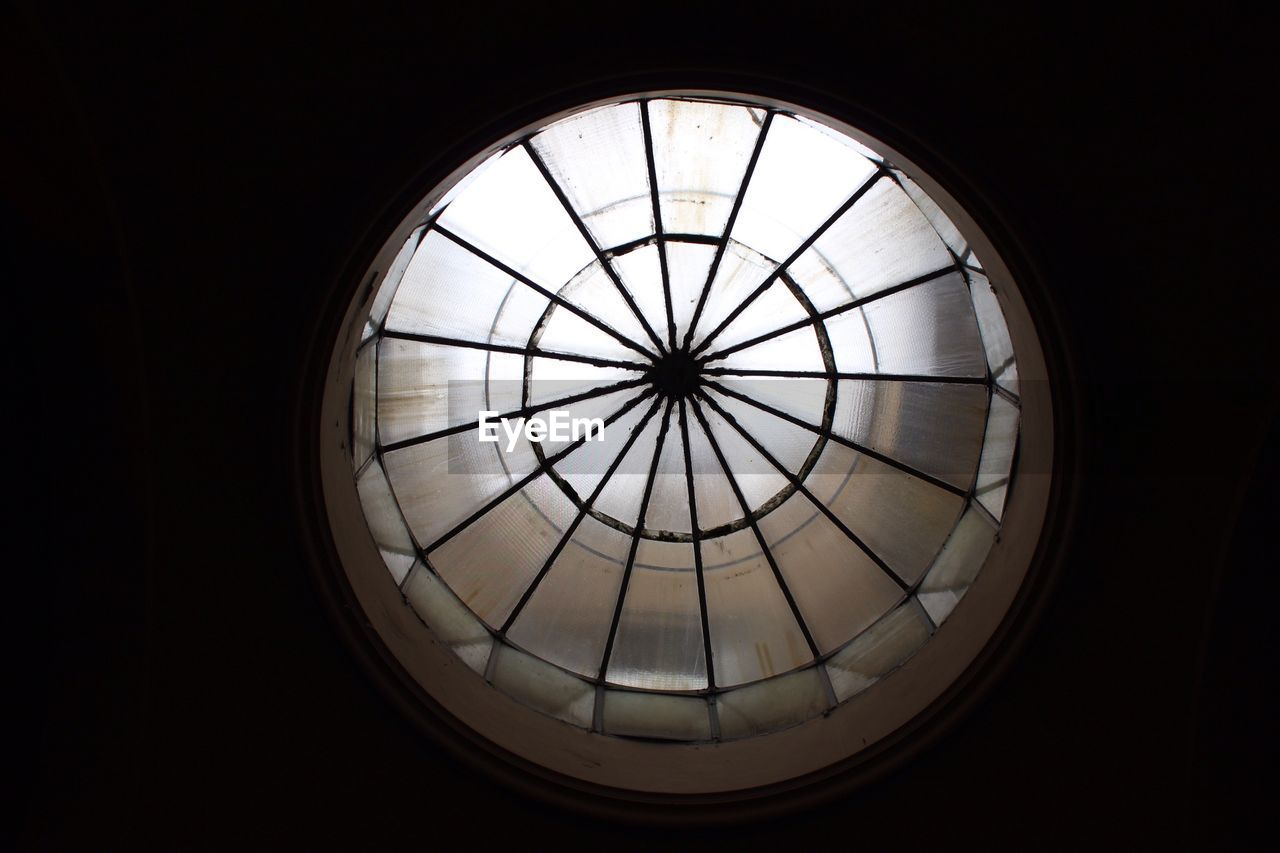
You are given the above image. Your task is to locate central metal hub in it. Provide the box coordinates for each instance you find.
[650,350,701,399]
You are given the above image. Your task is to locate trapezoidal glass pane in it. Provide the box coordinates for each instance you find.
[650,98,766,237]
[606,538,708,692]
[529,102,654,251]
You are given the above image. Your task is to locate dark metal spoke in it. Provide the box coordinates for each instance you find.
[704,379,968,497]
[379,375,647,453]
[702,366,986,385]
[690,167,888,357]
[379,329,650,372]
[598,399,675,681]
[677,398,717,690]
[521,139,669,355]
[500,395,665,632]
[423,388,656,553]
[992,379,1021,407]
[640,100,678,351]
[681,110,774,352]
[695,389,911,591]
[432,224,659,361]
[698,262,959,365]
[689,398,821,659]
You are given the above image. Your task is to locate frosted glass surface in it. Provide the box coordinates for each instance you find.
[489,642,595,728]
[352,341,376,470]
[603,689,711,741]
[833,379,988,488]
[355,459,416,585]
[716,667,830,739]
[825,601,931,701]
[531,102,653,250]
[607,539,707,691]
[730,114,877,263]
[650,99,765,237]
[918,505,997,625]
[976,394,1019,520]
[403,563,492,673]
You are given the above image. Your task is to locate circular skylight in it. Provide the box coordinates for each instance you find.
[322,92,1050,796]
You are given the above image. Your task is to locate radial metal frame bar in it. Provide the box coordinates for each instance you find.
[422,387,656,554]
[682,109,774,352]
[689,397,822,661]
[597,399,677,683]
[697,262,960,366]
[430,224,659,361]
[639,100,679,351]
[499,393,665,633]
[690,167,888,357]
[695,388,912,591]
[521,138,670,355]
[704,379,969,497]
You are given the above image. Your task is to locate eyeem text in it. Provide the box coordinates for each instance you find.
[478,410,606,452]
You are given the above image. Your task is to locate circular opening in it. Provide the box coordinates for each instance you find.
[315,90,1056,803]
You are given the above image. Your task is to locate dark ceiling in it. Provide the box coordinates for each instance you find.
[8,3,1275,848]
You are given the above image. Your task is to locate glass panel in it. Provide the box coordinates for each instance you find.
[606,539,708,691]
[589,407,665,528]
[438,146,595,289]
[716,667,829,740]
[705,279,809,353]
[524,360,642,409]
[529,102,653,250]
[833,379,988,489]
[664,241,716,341]
[688,241,777,351]
[681,410,742,534]
[787,177,953,311]
[352,340,376,470]
[712,377,829,430]
[701,527,813,687]
[643,406,691,535]
[757,491,903,652]
[489,642,595,729]
[402,563,492,674]
[975,393,1019,520]
[543,391,652,499]
[367,224,425,332]
[603,689,711,741]
[530,304,642,364]
[605,244,670,346]
[700,389,819,481]
[714,324,826,373]
[825,601,931,701]
[382,427,539,549]
[826,271,985,377]
[892,169,966,256]
[506,515,631,678]
[917,505,997,625]
[376,339,524,447]
[650,99,765,237]
[556,258,655,352]
[385,230,547,347]
[968,270,1019,394]
[355,458,417,585]
[691,395,794,512]
[431,474,579,628]
[806,441,965,586]
[730,114,878,264]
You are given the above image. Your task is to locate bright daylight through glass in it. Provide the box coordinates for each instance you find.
[348,96,1021,742]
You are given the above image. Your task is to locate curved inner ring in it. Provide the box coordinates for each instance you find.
[520,234,839,542]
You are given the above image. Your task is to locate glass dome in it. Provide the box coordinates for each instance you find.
[340,94,1029,752]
